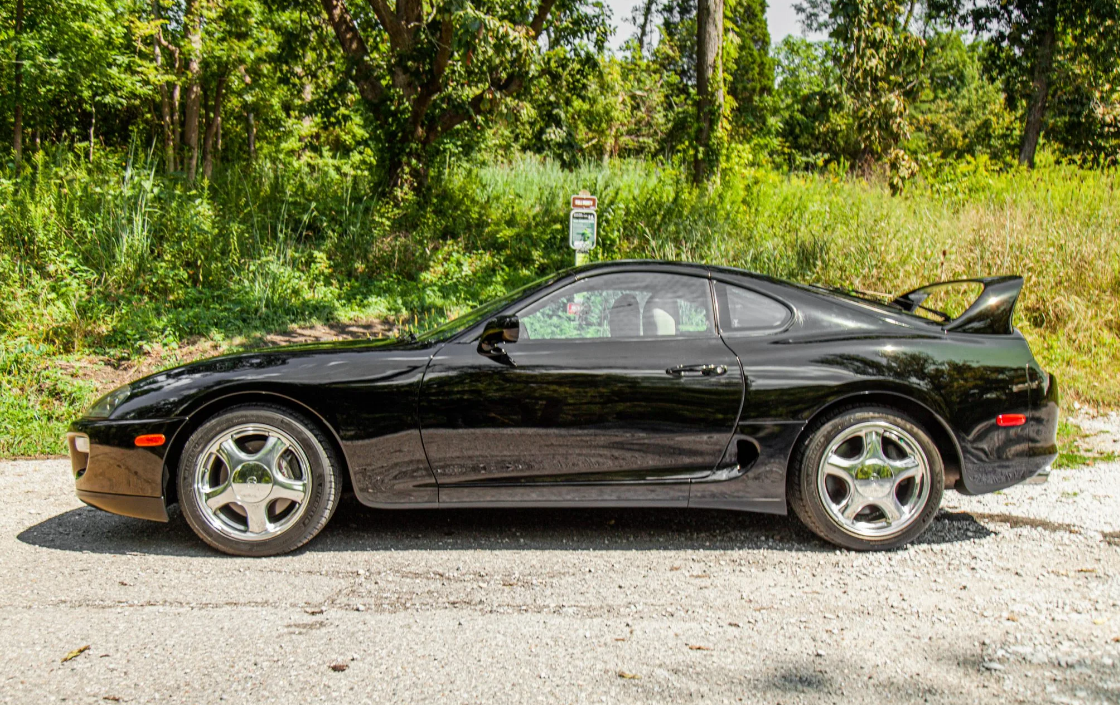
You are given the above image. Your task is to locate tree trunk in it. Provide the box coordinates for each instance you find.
[246,111,256,161]
[172,81,181,160]
[636,0,656,56]
[1018,15,1057,167]
[183,0,203,181]
[202,75,225,181]
[694,0,724,184]
[89,106,96,163]
[153,0,176,172]
[13,0,24,175]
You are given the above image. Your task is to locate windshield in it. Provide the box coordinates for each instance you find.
[415,271,571,343]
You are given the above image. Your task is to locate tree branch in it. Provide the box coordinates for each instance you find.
[319,0,385,103]
[408,16,454,140]
[397,0,423,47]
[426,0,558,142]
[528,0,557,37]
[368,0,409,51]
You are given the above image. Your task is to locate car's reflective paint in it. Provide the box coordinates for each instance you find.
[67,261,1058,522]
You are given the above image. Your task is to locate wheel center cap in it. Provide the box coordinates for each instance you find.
[231,461,273,503]
[855,462,894,498]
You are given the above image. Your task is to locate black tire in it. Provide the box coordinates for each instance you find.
[788,405,944,551]
[177,404,343,557]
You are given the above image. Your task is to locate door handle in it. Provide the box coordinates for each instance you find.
[666,364,727,377]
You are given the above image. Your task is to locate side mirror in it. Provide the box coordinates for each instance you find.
[478,315,519,363]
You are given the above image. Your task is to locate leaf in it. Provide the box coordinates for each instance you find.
[617,671,640,679]
[329,663,349,672]
[61,645,90,663]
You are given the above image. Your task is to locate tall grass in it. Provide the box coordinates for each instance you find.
[1,148,1117,455]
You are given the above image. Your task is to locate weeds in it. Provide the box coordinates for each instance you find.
[1,148,1118,455]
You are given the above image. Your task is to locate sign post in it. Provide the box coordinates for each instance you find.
[569,191,597,266]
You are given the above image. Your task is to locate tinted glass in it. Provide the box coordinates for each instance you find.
[717,282,791,333]
[517,273,714,341]
[416,271,568,342]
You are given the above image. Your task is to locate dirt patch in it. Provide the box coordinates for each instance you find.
[59,319,396,399]
[245,319,396,348]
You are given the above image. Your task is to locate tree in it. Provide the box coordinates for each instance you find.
[0,0,148,165]
[694,0,724,182]
[956,0,1120,166]
[724,0,773,135]
[316,0,608,189]
[906,31,1018,162]
[799,0,924,189]
[12,0,22,173]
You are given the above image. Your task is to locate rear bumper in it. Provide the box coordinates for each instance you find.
[956,369,1058,495]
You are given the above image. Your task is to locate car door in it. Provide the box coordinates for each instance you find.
[418,269,745,504]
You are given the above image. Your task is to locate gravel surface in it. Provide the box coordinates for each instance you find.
[1,418,1118,704]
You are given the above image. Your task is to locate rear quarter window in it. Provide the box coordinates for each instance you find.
[716,282,792,334]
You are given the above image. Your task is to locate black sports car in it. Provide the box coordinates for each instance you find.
[67,261,1058,555]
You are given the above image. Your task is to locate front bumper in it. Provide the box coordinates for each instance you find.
[67,417,187,523]
[75,490,169,521]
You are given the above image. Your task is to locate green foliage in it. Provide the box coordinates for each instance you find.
[1054,420,1119,469]
[907,32,1019,164]
[3,150,1119,455]
[811,0,924,190]
[724,0,774,135]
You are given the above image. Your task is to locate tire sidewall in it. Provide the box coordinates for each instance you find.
[178,406,340,557]
[792,407,944,551]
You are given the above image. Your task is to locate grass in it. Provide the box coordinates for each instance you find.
[1,148,1118,456]
[1053,419,1120,469]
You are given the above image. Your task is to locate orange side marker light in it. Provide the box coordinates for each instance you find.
[134,434,166,447]
[996,414,1027,427]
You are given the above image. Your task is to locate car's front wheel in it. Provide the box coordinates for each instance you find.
[178,405,342,556]
[788,406,944,550]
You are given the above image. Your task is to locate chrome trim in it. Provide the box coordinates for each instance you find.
[817,420,932,540]
[192,423,314,542]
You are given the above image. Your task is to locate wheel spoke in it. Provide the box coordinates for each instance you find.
[861,429,885,464]
[216,438,251,471]
[888,456,922,486]
[823,452,860,479]
[242,501,270,534]
[878,497,905,524]
[204,481,236,511]
[270,473,307,504]
[840,495,867,521]
[253,435,289,473]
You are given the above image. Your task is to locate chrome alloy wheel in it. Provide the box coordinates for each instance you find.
[192,423,313,542]
[816,421,931,539]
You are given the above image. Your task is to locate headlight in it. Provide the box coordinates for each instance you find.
[84,384,132,419]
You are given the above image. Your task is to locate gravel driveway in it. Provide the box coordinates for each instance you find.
[1,418,1118,704]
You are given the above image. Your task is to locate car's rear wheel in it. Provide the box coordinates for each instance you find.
[788,406,943,550]
[178,405,342,556]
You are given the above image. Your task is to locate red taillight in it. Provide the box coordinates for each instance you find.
[996,414,1027,427]
[134,433,166,447]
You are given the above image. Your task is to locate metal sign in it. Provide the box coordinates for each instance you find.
[569,209,597,251]
[571,194,598,210]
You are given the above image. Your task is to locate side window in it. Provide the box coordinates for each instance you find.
[517,273,715,341]
[716,282,791,334]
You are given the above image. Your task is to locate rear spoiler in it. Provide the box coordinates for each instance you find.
[890,276,1024,334]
